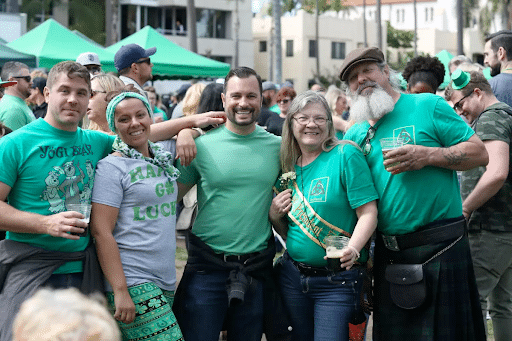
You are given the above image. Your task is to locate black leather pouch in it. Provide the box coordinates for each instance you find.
[385,264,427,309]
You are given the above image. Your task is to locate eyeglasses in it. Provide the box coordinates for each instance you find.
[135,58,151,65]
[13,76,31,82]
[278,99,290,104]
[361,126,376,156]
[91,89,107,98]
[452,91,473,111]
[293,115,329,126]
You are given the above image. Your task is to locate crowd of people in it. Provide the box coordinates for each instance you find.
[0,30,512,341]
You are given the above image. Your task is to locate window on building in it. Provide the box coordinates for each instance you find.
[401,9,405,22]
[286,40,294,57]
[396,9,400,23]
[430,8,434,21]
[425,8,428,22]
[309,40,317,58]
[163,7,187,35]
[331,42,346,59]
[196,8,228,38]
[259,41,267,52]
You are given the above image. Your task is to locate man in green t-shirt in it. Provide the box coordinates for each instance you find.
[341,47,488,341]
[446,69,512,341]
[0,61,36,131]
[174,67,281,341]
[0,61,226,341]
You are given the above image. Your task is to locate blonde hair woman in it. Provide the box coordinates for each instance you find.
[182,83,206,116]
[13,288,120,341]
[87,74,124,133]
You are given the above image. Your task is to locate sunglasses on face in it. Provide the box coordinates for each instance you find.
[278,99,290,104]
[86,65,102,75]
[13,76,31,82]
[135,58,151,65]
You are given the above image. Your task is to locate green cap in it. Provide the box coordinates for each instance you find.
[451,69,470,90]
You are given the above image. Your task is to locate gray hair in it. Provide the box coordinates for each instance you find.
[1,61,29,81]
[281,90,351,172]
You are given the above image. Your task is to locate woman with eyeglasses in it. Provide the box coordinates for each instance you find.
[86,74,125,134]
[269,91,378,341]
[90,89,188,341]
[265,86,296,136]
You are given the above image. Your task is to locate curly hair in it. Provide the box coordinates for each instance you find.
[276,87,297,102]
[402,56,445,93]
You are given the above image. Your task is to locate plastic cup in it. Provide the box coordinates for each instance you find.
[325,235,350,271]
[380,137,404,169]
[68,203,91,237]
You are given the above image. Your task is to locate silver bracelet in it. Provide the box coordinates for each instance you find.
[191,127,205,136]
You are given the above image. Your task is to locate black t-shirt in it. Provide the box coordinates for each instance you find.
[265,114,285,136]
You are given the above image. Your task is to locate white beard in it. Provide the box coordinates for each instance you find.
[349,83,396,123]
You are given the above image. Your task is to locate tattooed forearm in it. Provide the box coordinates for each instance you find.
[442,148,469,165]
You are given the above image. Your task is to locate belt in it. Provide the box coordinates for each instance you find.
[289,257,361,277]
[215,251,261,264]
[381,218,466,252]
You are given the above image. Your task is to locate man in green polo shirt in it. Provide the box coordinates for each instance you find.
[0,61,35,131]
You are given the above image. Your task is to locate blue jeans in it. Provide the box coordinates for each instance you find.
[44,272,83,289]
[469,230,512,341]
[178,269,264,341]
[278,253,364,341]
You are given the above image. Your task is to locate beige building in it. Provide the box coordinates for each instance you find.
[341,0,486,62]
[118,0,254,67]
[253,10,385,93]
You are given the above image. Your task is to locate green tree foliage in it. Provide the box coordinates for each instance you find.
[480,0,511,33]
[267,0,349,15]
[21,0,106,45]
[386,21,414,49]
[301,0,348,14]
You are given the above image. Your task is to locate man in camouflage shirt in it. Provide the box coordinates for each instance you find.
[446,69,512,341]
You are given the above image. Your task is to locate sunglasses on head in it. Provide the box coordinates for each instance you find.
[13,76,31,82]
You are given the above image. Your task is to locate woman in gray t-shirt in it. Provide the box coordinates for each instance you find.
[91,90,184,341]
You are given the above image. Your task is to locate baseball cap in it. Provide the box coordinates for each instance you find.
[262,81,277,92]
[176,83,192,98]
[339,47,385,82]
[76,52,101,66]
[0,77,16,88]
[31,77,47,94]
[114,44,157,72]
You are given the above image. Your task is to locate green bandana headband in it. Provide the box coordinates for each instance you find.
[106,92,153,133]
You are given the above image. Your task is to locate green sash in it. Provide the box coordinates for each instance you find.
[287,181,351,249]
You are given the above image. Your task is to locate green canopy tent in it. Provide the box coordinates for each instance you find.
[106,26,230,79]
[7,19,115,72]
[0,42,37,68]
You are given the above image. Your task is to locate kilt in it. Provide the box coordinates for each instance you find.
[373,233,486,341]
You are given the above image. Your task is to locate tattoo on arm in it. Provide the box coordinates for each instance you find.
[442,148,469,165]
